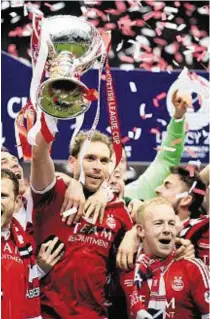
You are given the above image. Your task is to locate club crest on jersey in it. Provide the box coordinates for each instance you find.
[106,214,116,229]
[204,291,210,303]
[172,276,184,291]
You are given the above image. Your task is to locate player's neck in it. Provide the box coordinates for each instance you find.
[83,186,95,199]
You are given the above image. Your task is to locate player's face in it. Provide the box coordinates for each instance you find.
[1,178,17,228]
[109,167,125,199]
[143,204,177,258]
[1,152,25,195]
[71,141,111,193]
[155,174,189,210]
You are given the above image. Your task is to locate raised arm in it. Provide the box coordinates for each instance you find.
[31,132,55,191]
[125,90,191,200]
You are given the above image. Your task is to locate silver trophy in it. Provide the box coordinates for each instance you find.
[36,15,104,119]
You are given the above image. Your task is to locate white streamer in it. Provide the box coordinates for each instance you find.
[28,18,58,146]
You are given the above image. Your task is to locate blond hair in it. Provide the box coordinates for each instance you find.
[69,130,113,158]
[136,197,173,225]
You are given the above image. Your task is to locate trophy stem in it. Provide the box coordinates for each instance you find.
[50,51,76,80]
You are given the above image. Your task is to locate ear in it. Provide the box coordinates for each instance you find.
[15,194,22,206]
[179,194,193,208]
[136,224,145,240]
[68,155,76,167]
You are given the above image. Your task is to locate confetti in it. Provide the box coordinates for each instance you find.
[176,192,189,199]
[121,136,130,144]
[165,22,177,30]
[154,146,176,152]
[164,6,178,14]
[171,138,182,146]
[177,24,186,31]
[156,92,167,100]
[189,181,197,193]
[2,0,208,75]
[139,103,152,119]
[186,147,197,158]
[63,207,77,218]
[157,119,167,126]
[153,98,159,107]
[185,165,195,177]
[116,40,124,52]
[150,128,160,135]
[143,11,155,21]
[129,81,137,92]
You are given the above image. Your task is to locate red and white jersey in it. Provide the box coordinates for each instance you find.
[121,258,210,319]
[181,215,209,267]
[1,236,26,319]
[32,178,133,319]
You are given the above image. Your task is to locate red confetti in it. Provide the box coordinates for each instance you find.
[183,2,196,12]
[120,55,135,63]
[150,128,160,135]
[186,147,197,158]
[156,92,167,100]
[121,136,130,144]
[153,38,167,46]
[143,11,155,21]
[44,2,52,9]
[175,52,183,63]
[184,122,189,133]
[171,138,182,146]
[161,12,167,21]
[155,27,162,36]
[141,44,152,53]
[153,98,159,107]
[196,51,207,62]
[115,1,127,13]
[8,44,18,56]
[185,165,195,177]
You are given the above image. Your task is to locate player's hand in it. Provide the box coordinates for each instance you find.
[128,199,144,223]
[61,178,85,225]
[116,226,140,271]
[175,238,195,260]
[84,187,109,224]
[172,89,192,119]
[37,237,65,274]
[136,309,153,319]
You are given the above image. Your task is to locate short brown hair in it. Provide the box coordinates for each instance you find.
[136,197,173,225]
[1,169,19,197]
[170,166,206,218]
[69,130,113,158]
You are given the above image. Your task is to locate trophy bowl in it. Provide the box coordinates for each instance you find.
[36,15,104,119]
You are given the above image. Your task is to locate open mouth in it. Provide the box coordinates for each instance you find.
[111,187,120,193]
[87,175,101,181]
[159,239,171,245]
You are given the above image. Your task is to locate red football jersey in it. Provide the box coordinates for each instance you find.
[32,178,133,319]
[121,258,210,319]
[181,215,209,267]
[1,237,26,319]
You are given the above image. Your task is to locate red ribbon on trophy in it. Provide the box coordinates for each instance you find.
[102,31,123,169]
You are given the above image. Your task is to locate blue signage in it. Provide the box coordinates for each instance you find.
[1,51,209,163]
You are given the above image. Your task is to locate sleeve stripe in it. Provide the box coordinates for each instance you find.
[188,259,210,288]
[30,177,56,194]
[201,314,210,319]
